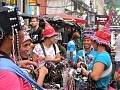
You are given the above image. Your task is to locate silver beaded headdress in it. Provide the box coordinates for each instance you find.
[0,6,22,63]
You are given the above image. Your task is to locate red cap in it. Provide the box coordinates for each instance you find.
[42,20,57,40]
[22,31,31,43]
[90,11,114,46]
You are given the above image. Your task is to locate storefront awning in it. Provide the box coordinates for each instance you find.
[47,14,87,24]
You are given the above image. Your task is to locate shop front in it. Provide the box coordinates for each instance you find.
[29,0,40,15]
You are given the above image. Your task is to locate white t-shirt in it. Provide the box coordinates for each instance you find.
[33,43,60,59]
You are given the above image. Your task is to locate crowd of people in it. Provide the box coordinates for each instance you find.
[0,6,120,90]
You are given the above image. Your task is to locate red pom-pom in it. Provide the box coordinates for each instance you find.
[117,69,120,74]
[37,57,43,62]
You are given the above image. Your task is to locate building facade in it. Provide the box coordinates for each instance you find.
[46,0,67,14]
[38,0,47,16]
[0,0,47,16]
[46,0,84,17]
[93,0,105,15]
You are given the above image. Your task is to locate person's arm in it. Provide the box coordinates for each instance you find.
[45,52,61,63]
[81,62,105,81]
[45,44,61,63]
[77,62,88,68]
[70,52,73,61]
[17,60,38,70]
[37,66,48,86]
[55,52,61,62]
[61,46,67,58]
[116,74,120,84]
[114,70,120,84]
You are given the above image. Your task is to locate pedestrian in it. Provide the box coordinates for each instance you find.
[32,20,61,86]
[29,16,43,48]
[114,33,120,89]
[0,6,43,90]
[20,31,48,86]
[66,32,80,63]
[57,40,66,58]
[77,11,114,89]
[77,29,98,64]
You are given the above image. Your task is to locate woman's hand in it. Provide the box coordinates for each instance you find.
[77,62,83,67]
[81,65,89,76]
[45,56,53,62]
[81,65,87,72]
[34,66,48,75]
[45,55,61,63]
[115,72,120,84]
[18,60,38,70]
[77,62,87,68]
[39,66,48,75]
[37,66,48,86]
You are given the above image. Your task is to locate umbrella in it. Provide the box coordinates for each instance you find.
[47,14,87,24]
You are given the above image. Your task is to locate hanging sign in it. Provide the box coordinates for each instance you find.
[29,0,36,5]
[95,15,108,25]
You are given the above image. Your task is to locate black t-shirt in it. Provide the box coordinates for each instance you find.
[30,27,42,44]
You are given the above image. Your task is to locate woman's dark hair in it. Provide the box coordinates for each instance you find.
[72,32,80,40]
[57,40,62,45]
[42,36,52,42]
[0,36,4,46]
[96,25,99,32]
[93,40,111,57]
[30,16,39,22]
[103,44,111,55]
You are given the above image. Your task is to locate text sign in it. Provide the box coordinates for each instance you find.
[95,15,108,25]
